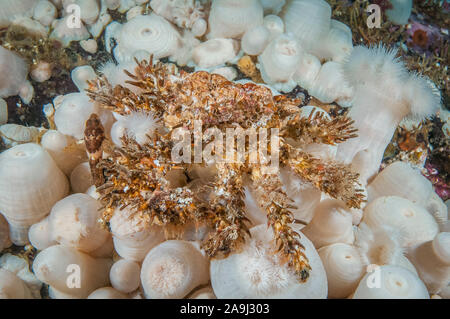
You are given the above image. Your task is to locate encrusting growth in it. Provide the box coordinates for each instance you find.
[84,56,364,282]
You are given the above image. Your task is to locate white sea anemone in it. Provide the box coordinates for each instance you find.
[87,5,112,38]
[141,240,210,299]
[189,287,217,299]
[110,111,160,147]
[301,199,355,248]
[33,0,57,26]
[191,18,207,37]
[402,72,442,121]
[40,130,87,176]
[0,269,33,299]
[104,0,120,10]
[281,0,331,53]
[336,45,439,183]
[54,93,96,139]
[367,161,433,206]
[362,196,439,250]
[208,0,264,39]
[307,61,354,106]
[192,38,239,69]
[110,259,141,294]
[279,166,321,223]
[150,0,205,30]
[0,143,69,245]
[352,265,429,299]
[211,66,238,81]
[0,124,42,147]
[109,207,165,262]
[243,184,267,226]
[260,0,286,15]
[210,224,328,298]
[47,193,110,253]
[342,44,407,99]
[98,60,143,93]
[80,39,98,54]
[62,0,100,25]
[241,25,271,56]
[50,16,90,47]
[313,19,353,63]
[318,243,366,298]
[425,192,448,232]
[407,232,450,294]
[257,33,303,92]
[292,53,321,91]
[111,14,182,63]
[262,14,284,40]
[355,223,418,274]
[69,162,93,193]
[0,253,42,298]
[32,245,112,299]
[71,65,97,92]
[0,46,34,104]
[28,217,55,251]
[0,0,37,28]
[87,287,128,299]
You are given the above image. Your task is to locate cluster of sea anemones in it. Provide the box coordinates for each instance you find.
[0,0,448,300]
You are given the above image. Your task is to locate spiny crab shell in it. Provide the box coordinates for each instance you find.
[84,56,365,282]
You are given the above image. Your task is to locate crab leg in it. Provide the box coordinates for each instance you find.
[250,164,311,282]
[201,163,251,259]
[281,143,365,209]
[281,111,358,145]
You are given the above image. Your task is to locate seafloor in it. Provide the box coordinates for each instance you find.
[0,0,449,299]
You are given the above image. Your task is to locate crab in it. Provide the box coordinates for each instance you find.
[84,56,365,282]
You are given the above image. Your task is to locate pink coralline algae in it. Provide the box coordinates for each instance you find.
[423,162,450,201]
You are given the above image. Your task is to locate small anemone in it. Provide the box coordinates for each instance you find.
[97,60,141,92]
[111,111,161,147]
[402,73,441,121]
[354,223,405,267]
[237,238,292,295]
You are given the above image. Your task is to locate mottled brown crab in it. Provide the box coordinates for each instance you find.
[84,56,365,282]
